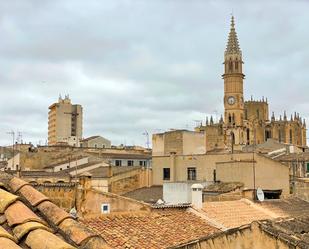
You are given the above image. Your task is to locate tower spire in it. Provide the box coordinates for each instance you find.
[225,15,242,56]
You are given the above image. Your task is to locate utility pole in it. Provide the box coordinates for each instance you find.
[252,119,256,201]
[7,131,15,170]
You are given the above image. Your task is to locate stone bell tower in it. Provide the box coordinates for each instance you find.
[223,16,245,146]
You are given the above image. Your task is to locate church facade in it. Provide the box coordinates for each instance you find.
[196,16,306,150]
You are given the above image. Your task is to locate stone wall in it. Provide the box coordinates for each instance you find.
[32,181,151,218]
[294,178,309,201]
[33,183,76,211]
[173,222,291,249]
[110,168,152,195]
[78,188,151,218]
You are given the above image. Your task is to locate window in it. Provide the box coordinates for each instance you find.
[115,160,122,166]
[163,168,170,180]
[139,161,144,166]
[128,160,134,166]
[101,203,110,214]
[67,165,70,169]
[187,167,196,181]
[306,163,309,173]
[289,129,293,144]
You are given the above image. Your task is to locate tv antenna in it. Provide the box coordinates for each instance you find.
[142,131,150,149]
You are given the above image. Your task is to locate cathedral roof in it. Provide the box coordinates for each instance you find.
[225,16,242,56]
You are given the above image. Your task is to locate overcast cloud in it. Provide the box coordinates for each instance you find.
[1,0,309,146]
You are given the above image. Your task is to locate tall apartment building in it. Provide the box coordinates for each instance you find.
[48,95,83,146]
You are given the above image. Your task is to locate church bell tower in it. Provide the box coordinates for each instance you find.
[223,16,245,145]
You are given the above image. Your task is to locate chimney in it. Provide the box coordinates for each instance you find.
[79,172,92,191]
[191,183,203,209]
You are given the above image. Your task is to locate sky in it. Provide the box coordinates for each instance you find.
[1,0,309,147]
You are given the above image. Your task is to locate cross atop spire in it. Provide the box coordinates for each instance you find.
[225,15,242,56]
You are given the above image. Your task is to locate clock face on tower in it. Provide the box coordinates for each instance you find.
[227,96,236,105]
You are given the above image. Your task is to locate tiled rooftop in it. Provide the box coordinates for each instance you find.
[122,186,163,203]
[259,215,309,248]
[202,199,271,229]
[82,209,220,249]
[201,198,309,229]
[256,197,309,217]
[0,172,109,249]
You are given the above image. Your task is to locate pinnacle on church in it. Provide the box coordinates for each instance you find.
[219,115,224,123]
[210,116,214,125]
[225,15,242,56]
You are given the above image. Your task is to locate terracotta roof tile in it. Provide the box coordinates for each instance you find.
[83,209,219,249]
[0,225,16,242]
[59,218,97,245]
[0,214,6,224]
[201,199,271,229]
[5,201,43,226]
[0,172,109,249]
[13,221,51,240]
[37,201,71,225]
[9,177,29,193]
[82,236,112,249]
[0,237,22,249]
[18,185,49,207]
[25,229,76,249]
[0,188,19,214]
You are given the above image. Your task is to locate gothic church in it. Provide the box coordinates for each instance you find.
[196,16,306,150]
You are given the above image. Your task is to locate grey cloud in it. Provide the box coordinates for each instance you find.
[1,0,309,146]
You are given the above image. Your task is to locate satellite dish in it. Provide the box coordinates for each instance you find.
[256,188,264,202]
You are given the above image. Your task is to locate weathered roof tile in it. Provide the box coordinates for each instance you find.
[25,229,76,249]
[59,218,97,245]
[0,189,19,214]
[0,225,17,242]
[0,237,22,249]
[37,201,71,225]
[5,201,43,226]
[13,221,51,240]
[18,185,49,207]
[0,172,102,248]
[9,177,29,193]
[82,236,111,249]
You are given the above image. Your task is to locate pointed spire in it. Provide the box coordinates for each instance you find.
[206,116,209,126]
[225,15,242,56]
[271,112,275,121]
[210,116,214,125]
[279,115,282,121]
[303,118,306,127]
[291,114,293,121]
[219,115,224,124]
[284,111,287,121]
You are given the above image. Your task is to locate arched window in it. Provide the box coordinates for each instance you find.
[229,60,233,72]
[235,59,239,71]
[231,132,235,145]
[228,114,232,124]
[246,128,250,144]
[232,113,235,125]
[256,109,260,119]
[279,130,282,143]
[289,129,293,144]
